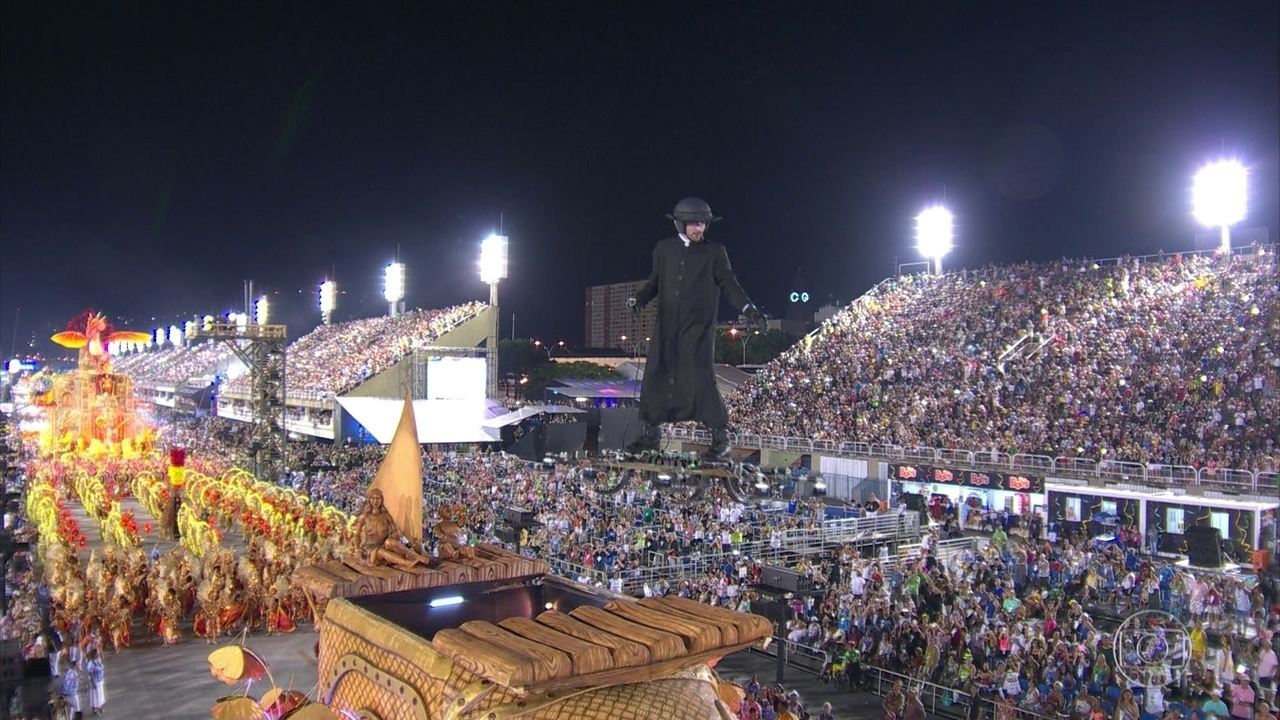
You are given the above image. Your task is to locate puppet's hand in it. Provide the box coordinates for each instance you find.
[627,297,641,313]
[744,305,767,332]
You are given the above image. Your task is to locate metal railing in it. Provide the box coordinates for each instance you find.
[754,637,1057,720]
[542,512,923,596]
[662,427,1271,494]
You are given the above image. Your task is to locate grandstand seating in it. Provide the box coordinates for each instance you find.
[729,251,1278,471]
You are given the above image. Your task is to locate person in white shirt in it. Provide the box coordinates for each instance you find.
[849,573,866,598]
[1143,678,1164,715]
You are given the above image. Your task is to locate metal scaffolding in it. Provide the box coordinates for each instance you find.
[198,321,287,481]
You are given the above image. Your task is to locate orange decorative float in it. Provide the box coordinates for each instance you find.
[42,310,154,457]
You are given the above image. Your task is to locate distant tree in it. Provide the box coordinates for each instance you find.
[499,338,549,378]
[714,328,792,366]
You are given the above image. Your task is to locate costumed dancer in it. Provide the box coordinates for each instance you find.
[266,576,296,635]
[626,197,765,461]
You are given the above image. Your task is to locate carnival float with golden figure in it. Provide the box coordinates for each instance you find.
[282,397,772,720]
[39,310,155,458]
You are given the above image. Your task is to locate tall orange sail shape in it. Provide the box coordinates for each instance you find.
[369,393,423,542]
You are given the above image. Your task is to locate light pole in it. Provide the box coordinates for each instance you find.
[479,233,508,400]
[384,262,405,317]
[1192,159,1247,254]
[728,327,757,366]
[533,340,551,360]
[915,205,954,276]
[319,280,336,325]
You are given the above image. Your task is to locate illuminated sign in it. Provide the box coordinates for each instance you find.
[789,291,811,303]
[890,463,1043,494]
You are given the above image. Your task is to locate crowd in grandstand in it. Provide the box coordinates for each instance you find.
[759,523,1278,719]
[221,301,484,398]
[729,252,1279,472]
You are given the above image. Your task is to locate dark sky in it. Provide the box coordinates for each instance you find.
[3,1,1278,355]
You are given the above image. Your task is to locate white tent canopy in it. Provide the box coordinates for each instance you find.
[336,397,505,444]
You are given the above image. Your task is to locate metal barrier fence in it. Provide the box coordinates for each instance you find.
[756,637,1055,720]
[543,511,923,595]
[663,427,1272,494]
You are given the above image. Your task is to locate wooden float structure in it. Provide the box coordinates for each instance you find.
[316,576,772,720]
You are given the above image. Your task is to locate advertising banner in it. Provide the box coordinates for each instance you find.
[889,463,1043,494]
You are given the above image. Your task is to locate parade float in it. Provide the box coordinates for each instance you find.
[280,397,771,720]
[39,310,154,458]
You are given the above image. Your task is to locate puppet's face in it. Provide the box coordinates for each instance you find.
[684,221,707,242]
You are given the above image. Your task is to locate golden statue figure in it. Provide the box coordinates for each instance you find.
[351,489,431,571]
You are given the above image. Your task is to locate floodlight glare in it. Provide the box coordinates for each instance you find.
[1192,159,1247,253]
[154,328,165,346]
[479,234,509,284]
[184,320,196,338]
[254,295,269,325]
[383,263,405,303]
[916,206,954,257]
[169,325,183,347]
[319,280,336,322]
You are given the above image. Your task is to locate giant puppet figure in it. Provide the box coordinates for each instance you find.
[627,197,765,461]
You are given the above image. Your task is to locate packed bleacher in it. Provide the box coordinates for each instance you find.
[729,251,1279,472]
[110,340,236,387]
[221,301,484,398]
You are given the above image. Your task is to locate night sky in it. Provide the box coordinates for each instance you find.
[3,2,1277,356]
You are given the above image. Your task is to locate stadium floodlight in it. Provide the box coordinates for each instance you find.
[154,328,166,346]
[384,262,405,316]
[319,280,337,324]
[169,325,183,347]
[234,312,248,331]
[1192,159,1247,254]
[479,233,509,399]
[479,234,509,284]
[254,295,270,325]
[915,205,954,275]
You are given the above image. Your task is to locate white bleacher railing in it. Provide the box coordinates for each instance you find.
[663,427,1271,494]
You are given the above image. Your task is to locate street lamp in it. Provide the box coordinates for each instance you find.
[915,205,954,276]
[1192,159,1247,254]
[533,339,551,360]
[384,262,405,317]
[479,233,508,399]
[728,327,757,366]
[319,280,336,325]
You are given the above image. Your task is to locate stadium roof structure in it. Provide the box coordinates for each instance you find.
[335,396,506,444]
[545,379,641,400]
[481,404,585,428]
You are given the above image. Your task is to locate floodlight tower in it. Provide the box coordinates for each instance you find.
[479,233,508,399]
[915,205,954,276]
[254,295,270,326]
[169,325,183,347]
[319,280,336,325]
[1192,159,1247,254]
[384,263,405,317]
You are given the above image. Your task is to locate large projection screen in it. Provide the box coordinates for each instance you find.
[425,356,486,400]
